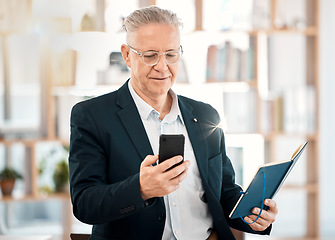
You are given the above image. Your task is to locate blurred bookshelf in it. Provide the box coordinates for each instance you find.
[194,0,320,239]
[0,0,319,240]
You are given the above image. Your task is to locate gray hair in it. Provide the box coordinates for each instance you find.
[123,6,183,33]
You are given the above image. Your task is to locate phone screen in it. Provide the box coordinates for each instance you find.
[158,134,185,170]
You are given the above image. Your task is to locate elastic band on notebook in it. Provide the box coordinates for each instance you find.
[238,171,266,225]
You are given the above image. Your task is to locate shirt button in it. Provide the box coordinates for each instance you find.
[172,202,177,206]
[158,213,164,221]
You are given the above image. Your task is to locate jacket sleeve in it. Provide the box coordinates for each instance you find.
[68,102,151,224]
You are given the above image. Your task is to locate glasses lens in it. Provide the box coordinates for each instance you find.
[140,48,182,66]
[142,52,159,65]
[165,51,181,65]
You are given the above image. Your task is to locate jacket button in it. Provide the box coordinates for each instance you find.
[158,213,164,221]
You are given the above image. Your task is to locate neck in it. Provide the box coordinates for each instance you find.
[144,93,172,120]
[131,83,172,120]
[154,93,172,120]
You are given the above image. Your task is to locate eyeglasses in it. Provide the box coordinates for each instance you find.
[128,45,183,66]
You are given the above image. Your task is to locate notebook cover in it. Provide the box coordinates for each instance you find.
[229,142,308,219]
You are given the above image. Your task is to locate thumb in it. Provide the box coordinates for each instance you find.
[141,155,158,168]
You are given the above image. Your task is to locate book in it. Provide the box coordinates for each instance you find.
[229,141,308,219]
[206,45,219,81]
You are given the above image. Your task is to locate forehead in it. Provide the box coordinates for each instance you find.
[129,23,180,50]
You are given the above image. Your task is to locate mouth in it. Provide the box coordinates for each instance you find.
[150,76,170,81]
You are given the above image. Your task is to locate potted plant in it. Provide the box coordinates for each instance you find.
[53,160,69,192]
[0,167,23,196]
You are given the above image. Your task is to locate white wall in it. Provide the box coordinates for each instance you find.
[319,0,335,238]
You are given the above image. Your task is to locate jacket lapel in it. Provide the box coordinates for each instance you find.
[115,82,209,181]
[116,81,154,161]
[178,98,209,182]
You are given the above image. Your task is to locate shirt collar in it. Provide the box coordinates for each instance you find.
[128,80,184,125]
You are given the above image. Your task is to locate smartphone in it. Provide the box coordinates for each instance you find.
[158,134,185,170]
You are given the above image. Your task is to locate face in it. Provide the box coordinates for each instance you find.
[121,23,180,102]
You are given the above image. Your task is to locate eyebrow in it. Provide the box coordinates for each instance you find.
[143,47,180,52]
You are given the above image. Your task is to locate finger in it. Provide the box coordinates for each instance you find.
[249,207,275,228]
[249,209,269,225]
[245,211,271,232]
[244,216,267,231]
[164,160,190,179]
[252,207,269,219]
[169,167,188,185]
[141,155,159,168]
[264,199,278,214]
[157,155,184,172]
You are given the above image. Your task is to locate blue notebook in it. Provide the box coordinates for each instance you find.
[229,142,308,219]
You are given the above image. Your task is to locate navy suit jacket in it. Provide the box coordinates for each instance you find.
[69,80,270,240]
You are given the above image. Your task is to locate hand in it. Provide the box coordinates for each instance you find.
[244,199,278,231]
[139,155,190,200]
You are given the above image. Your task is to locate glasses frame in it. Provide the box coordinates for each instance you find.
[127,45,183,66]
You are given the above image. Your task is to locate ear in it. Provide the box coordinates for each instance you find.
[121,44,131,68]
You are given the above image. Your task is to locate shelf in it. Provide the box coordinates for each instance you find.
[0,193,70,202]
[205,81,257,92]
[282,183,319,193]
[0,138,70,146]
[196,27,318,36]
[252,27,318,36]
[224,132,318,138]
[0,236,53,240]
[206,80,256,85]
[262,132,319,141]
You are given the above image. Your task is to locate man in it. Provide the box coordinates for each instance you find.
[69,6,278,240]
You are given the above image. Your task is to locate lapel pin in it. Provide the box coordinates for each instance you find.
[193,118,198,123]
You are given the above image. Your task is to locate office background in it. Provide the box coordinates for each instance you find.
[0,0,334,239]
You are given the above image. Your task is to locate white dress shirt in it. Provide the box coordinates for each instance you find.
[128,81,213,240]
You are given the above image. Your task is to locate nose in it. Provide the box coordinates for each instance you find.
[153,54,168,71]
